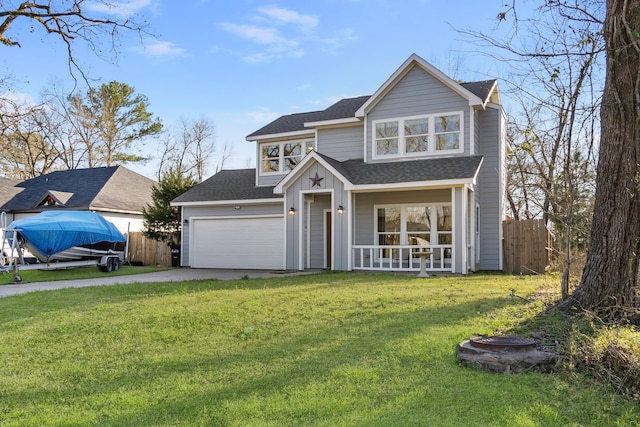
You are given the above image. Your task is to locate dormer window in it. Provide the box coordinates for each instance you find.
[260,139,315,175]
[373,112,463,159]
[39,195,56,207]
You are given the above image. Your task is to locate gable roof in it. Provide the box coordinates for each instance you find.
[0,177,23,208]
[246,95,370,139]
[460,79,499,105]
[0,166,155,214]
[275,151,483,193]
[247,54,500,140]
[327,155,484,186]
[171,169,283,205]
[355,53,486,117]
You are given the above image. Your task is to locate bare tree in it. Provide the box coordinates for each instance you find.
[470,0,640,322]
[461,1,602,294]
[156,118,219,182]
[0,101,60,178]
[0,1,147,83]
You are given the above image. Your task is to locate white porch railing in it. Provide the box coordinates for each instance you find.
[352,245,453,272]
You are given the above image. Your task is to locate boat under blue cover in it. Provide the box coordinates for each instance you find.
[7,211,125,262]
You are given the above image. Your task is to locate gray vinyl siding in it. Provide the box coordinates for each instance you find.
[257,173,284,187]
[317,125,364,161]
[473,110,481,155]
[284,162,348,270]
[477,106,503,270]
[180,202,284,267]
[353,189,451,245]
[365,66,471,162]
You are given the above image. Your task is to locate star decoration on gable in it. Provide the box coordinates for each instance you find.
[310,173,324,188]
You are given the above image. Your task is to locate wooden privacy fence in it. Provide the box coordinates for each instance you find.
[126,232,172,267]
[502,219,552,274]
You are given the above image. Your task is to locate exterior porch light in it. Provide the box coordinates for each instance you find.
[337,205,344,214]
[289,207,296,216]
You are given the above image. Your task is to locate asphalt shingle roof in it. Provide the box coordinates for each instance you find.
[315,153,484,185]
[246,96,370,138]
[460,80,497,104]
[0,166,155,213]
[176,155,483,203]
[247,79,497,139]
[172,169,283,203]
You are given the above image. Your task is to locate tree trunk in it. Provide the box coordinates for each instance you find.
[560,0,640,322]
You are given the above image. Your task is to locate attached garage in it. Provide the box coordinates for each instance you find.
[190,215,284,269]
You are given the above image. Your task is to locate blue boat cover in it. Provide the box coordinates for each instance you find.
[7,211,125,257]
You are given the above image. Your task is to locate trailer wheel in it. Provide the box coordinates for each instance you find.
[112,257,120,271]
[100,258,113,273]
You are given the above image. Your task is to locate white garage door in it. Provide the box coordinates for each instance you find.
[191,216,284,269]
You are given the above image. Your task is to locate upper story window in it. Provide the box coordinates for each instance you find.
[373,112,463,159]
[260,139,315,175]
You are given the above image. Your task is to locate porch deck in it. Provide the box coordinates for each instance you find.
[352,245,453,272]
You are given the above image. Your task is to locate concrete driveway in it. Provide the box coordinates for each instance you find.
[0,268,316,298]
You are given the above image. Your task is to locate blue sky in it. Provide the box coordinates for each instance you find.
[2,0,514,179]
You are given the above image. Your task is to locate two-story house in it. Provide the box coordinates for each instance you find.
[172,53,507,274]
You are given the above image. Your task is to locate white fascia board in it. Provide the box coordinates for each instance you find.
[471,156,485,182]
[171,198,283,207]
[356,53,483,117]
[347,178,474,192]
[304,117,361,128]
[273,151,352,194]
[245,129,314,142]
[486,80,501,105]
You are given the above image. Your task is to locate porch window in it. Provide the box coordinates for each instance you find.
[372,111,463,159]
[377,207,400,257]
[375,204,451,247]
[406,206,430,245]
[260,139,315,175]
[437,206,453,258]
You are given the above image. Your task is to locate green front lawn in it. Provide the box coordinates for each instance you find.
[0,264,169,286]
[0,272,637,426]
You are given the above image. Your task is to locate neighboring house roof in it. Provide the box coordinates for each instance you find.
[0,177,23,208]
[172,169,283,204]
[0,166,155,214]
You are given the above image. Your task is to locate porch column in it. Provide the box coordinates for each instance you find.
[453,186,468,274]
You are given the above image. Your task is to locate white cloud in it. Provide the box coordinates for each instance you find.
[256,6,318,29]
[1,91,37,106]
[220,6,354,63]
[143,40,187,56]
[247,107,279,124]
[219,23,285,45]
[86,0,152,17]
[318,28,358,53]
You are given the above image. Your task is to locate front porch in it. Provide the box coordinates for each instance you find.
[352,244,453,272]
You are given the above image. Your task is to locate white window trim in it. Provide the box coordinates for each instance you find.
[371,111,464,160]
[259,139,315,176]
[374,203,453,246]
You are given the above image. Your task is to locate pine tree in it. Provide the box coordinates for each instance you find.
[143,168,196,244]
